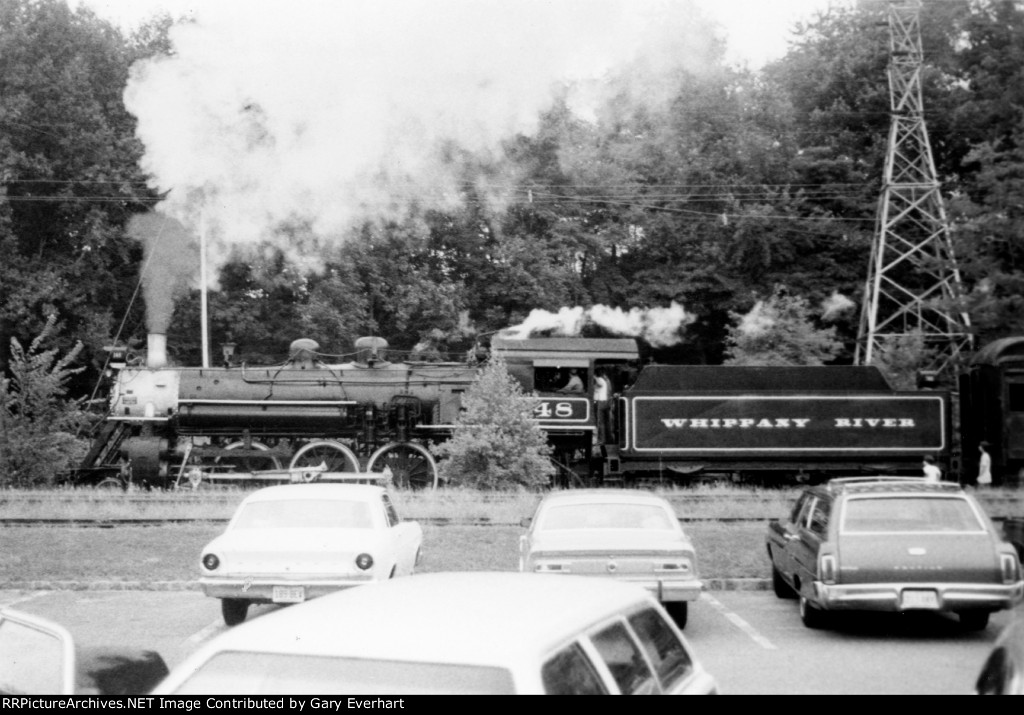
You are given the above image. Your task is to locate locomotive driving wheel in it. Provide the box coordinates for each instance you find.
[289,440,360,475]
[366,442,438,490]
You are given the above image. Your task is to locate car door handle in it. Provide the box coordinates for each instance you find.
[784,533,799,541]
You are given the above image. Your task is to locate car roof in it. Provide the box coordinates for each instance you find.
[179,572,657,666]
[813,478,968,498]
[239,483,386,503]
[537,489,673,506]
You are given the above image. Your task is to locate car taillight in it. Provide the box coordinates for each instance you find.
[356,553,374,571]
[201,553,220,571]
[1000,553,1021,584]
[820,554,838,585]
[656,559,693,575]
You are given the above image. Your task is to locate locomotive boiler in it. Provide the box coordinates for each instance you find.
[77,334,479,489]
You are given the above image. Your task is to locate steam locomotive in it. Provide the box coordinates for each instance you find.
[72,327,1022,490]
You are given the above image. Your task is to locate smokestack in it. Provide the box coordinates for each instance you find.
[147,333,168,369]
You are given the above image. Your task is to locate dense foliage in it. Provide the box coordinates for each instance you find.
[433,357,553,490]
[2,0,1024,483]
[0,316,89,485]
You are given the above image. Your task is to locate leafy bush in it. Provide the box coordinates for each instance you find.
[0,316,90,486]
[433,355,553,490]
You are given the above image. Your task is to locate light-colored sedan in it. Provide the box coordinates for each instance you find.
[152,572,719,695]
[199,482,422,625]
[519,489,702,628]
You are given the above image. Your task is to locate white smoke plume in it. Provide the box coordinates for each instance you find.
[820,291,856,321]
[127,211,199,333]
[504,302,694,347]
[123,0,720,284]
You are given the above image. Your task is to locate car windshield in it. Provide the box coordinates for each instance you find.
[169,651,516,694]
[232,500,373,530]
[841,496,986,533]
[540,503,675,531]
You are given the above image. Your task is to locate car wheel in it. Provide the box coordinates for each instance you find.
[772,566,796,599]
[221,598,249,626]
[664,601,688,629]
[799,595,828,630]
[958,610,990,632]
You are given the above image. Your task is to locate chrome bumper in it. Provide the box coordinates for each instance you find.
[199,576,371,602]
[813,580,1024,612]
[627,577,704,603]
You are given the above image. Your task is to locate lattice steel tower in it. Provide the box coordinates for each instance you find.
[856,0,972,376]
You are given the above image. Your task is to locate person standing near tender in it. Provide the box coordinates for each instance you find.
[922,455,942,483]
[977,441,993,488]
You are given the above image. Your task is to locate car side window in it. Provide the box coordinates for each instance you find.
[541,642,609,695]
[590,621,659,694]
[381,494,400,527]
[627,607,693,692]
[793,495,816,530]
[808,498,831,538]
[789,492,812,524]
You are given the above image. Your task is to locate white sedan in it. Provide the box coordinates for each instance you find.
[519,490,702,628]
[199,482,422,625]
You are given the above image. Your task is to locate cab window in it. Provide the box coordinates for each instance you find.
[541,642,608,695]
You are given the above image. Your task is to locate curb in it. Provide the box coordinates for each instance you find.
[1,578,772,592]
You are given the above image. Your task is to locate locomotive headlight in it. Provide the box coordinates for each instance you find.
[201,553,220,571]
[355,553,374,571]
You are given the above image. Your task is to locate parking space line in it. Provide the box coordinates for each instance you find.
[702,593,777,650]
[0,591,47,609]
[185,620,222,647]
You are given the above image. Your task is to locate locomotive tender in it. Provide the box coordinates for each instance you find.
[75,329,962,489]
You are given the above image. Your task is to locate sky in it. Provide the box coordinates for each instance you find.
[75,0,845,69]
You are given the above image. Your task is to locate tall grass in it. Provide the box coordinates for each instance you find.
[1,483,1020,521]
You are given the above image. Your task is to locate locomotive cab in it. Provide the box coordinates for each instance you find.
[491,334,640,486]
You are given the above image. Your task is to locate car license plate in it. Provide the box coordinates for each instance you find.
[900,589,938,610]
[272,586,305,603]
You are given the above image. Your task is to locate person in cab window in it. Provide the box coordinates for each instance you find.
[594,370,611,402]
[558,369,584,394]
[922,455,942,483]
